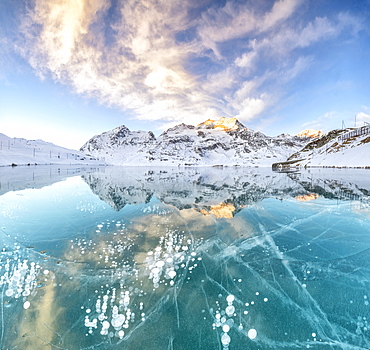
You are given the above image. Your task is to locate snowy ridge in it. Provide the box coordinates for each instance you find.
[80,118,310,167]
[0,133,105,167]
[273,126,370,169]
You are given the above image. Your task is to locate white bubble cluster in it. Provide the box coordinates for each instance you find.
[213,295,236,349]
[84,286,142,339]
[146,231,197,288]
[0,255,40,306]
[212,293,259,347]
[355,315,369,335]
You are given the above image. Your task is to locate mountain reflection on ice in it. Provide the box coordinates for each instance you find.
[0,166,370,349]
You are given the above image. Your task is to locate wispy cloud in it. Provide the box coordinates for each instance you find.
[302,111,338,131]
[357,111,370,125]
[12,0,365,128]
[198,0,302,57]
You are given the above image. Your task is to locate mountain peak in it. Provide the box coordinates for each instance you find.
[296,129,323,138]
[111,125,131,138]
[197,117,246,132]
[161,123,195,136]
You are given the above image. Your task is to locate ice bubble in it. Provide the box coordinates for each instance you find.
[226,295,235,303]
[156,261,165,267]
[118,330,124,339]
[168,270,176,279]
[222,324,230,333]
[23,301,30,309]
[102,320,110,329]
[264,298,268,302]
[111,314,125,328]
[248,329,257,340]
[312,333,316,337]
[221,333,231,346]
[225,305,235,317]
[226,318,234,328]
[5,289,13,297]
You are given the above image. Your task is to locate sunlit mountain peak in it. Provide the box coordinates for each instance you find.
[197,117,246,132]
[296,129,323,138]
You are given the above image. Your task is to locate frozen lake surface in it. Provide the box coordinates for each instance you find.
[1,166,370,349]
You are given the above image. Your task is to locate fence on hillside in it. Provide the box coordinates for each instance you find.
[338,125,370,142]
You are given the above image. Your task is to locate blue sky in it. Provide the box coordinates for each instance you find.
[1,0,370,149]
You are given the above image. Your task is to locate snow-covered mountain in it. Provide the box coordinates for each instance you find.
[80,118,310,166]
[273,126,370,169]
[0,133,105,167]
